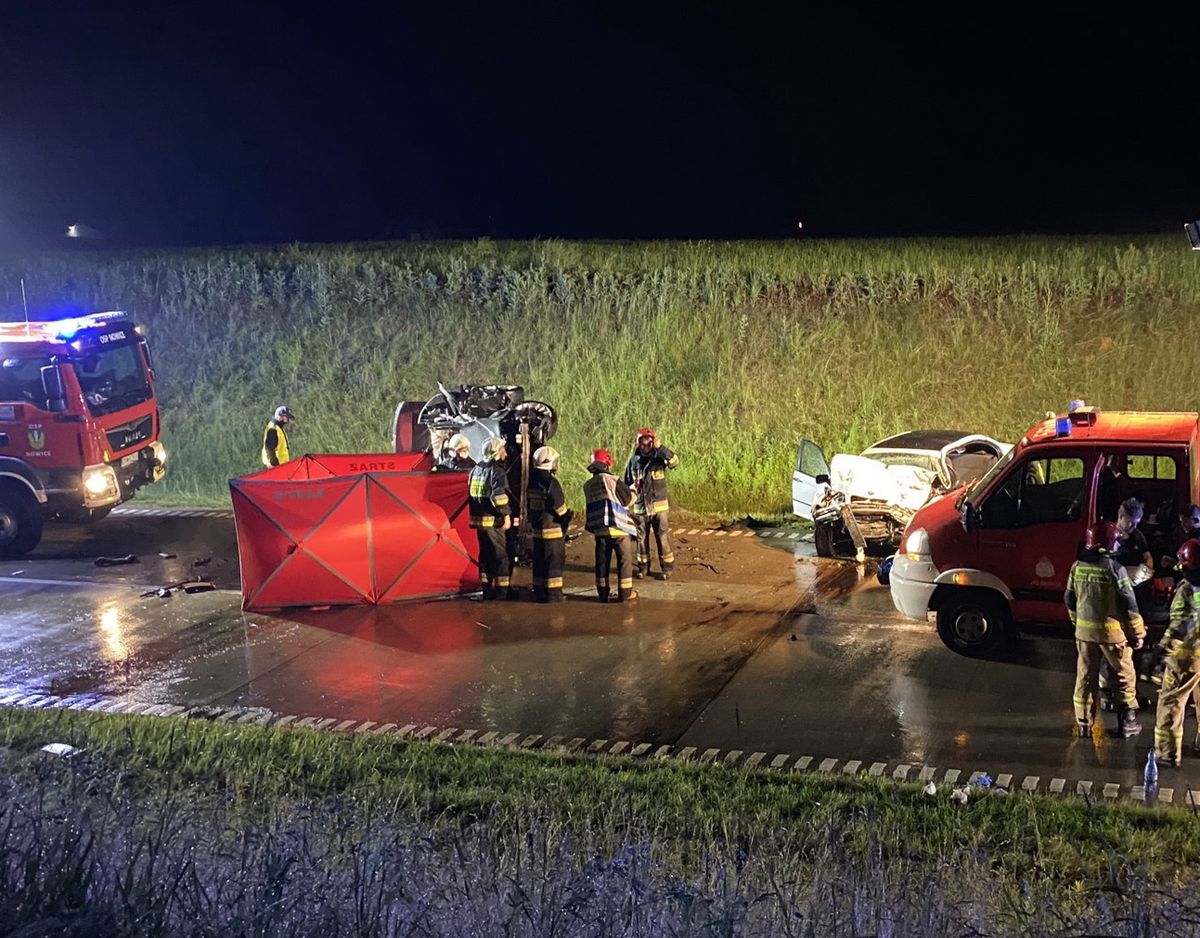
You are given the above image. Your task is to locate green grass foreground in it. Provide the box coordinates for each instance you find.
[3,237,1200,512]
[2,704,1198,880]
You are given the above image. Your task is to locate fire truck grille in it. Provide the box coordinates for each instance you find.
[106,415,153,453]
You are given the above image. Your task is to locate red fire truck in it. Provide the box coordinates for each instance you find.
[0,311,166,558]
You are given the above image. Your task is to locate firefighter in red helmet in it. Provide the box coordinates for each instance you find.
[1065,519,1146,739]
[584,448,638,602]
[623,427,679,580]
[1153,539,1200,766]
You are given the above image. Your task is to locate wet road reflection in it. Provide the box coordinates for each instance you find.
[0,515,1192,790]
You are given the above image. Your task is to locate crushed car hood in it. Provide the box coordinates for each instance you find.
[828,453,937,510]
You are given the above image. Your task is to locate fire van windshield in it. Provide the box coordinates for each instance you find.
[73,342,151,417]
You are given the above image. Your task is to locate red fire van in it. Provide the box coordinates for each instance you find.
[889,404,1197,655]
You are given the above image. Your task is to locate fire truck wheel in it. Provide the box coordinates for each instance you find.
[813,522,836,557]
[0,487,43,560]
[936,590,1010,657]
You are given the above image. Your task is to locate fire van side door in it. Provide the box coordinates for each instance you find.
[973,451,1091,621]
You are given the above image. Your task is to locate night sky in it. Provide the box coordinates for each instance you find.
[2,3,1198,248]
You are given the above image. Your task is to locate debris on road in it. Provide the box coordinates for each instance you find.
[950,786,970,805]
[156,588,172,599]
[95,554,139,567]
[9,570,26,576]
[40,743,81,758]
[158,552,177,559]
[923,781,937,797]
[192,556,212,567]
[181,581,215,594]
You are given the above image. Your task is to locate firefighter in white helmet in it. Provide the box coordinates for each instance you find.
[261,405,294,468]
[468,437,515,599]
[435,433,475,472]
[527,446,572,602]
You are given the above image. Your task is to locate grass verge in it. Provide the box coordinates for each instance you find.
[3,237,1199,514]
[3,705,1200,934]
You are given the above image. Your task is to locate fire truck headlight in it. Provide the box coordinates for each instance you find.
[150,441,167,466]
[82,464,119,503]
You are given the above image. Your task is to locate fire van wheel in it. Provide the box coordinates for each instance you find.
[936,590,1010,657]
[0,487,43,560]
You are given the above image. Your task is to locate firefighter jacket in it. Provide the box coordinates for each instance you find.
[468,461,511,528]
[261,419,290,467]
[1158,576,1200,672]
[1064,550,1146,645]
[527,468,571,539]
[584,464,637,538]
[623,446,679,515]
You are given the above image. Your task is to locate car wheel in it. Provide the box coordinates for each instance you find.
[0,487,44,560]
[814,522,836,557]
[936,590,1009,656]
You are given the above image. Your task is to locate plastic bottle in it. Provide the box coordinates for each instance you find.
[1144,750,1159,789]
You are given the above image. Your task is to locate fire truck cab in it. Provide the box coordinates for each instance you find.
[890,404,1199,656]
[0,311,166,558]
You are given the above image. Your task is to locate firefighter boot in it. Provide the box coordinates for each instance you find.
[597,588,610,604]
[634,565,646,580]
[1076,721,1092,739]
[617,588,638,604]
[1116,706,1142,739]
[661,565,672,581]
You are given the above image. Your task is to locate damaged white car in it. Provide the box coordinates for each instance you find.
[793,430,1011,559]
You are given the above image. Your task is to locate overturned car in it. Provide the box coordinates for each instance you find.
[792,430,1010,559]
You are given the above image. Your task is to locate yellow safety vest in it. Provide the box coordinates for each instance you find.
[262,420,290,467]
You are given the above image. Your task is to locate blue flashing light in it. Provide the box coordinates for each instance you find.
[51,311,128,341]
[1055,416,1072,437]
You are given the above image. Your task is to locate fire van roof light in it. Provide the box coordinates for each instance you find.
[51,311,128,341]
[1055,416,1072,437]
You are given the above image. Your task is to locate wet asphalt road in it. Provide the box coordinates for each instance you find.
[0,510,1193,794]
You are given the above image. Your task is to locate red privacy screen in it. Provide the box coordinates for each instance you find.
[230,453,477,610]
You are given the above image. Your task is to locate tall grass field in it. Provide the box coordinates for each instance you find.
[2,236,1198,512]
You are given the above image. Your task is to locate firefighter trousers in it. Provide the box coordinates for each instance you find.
[635,511,674,572]
[532,537,565,602]
[594,535,635,601]
[475,528,511,597]
[1074,639,1137,727]
[1154,666,1200,764]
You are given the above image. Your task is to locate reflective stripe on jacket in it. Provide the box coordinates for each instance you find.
[584,470,637,538]
[261,420,290,467]
[467,461,511,528]
[623,446,678,515]
[527,468,570,539]
[1064,556,1145,645]
[1159,578,1200,671]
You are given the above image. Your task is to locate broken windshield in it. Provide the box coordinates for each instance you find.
[73,342,151,417]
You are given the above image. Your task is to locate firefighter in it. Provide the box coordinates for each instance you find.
[261,405,294,468]
[584,448,638,603]
[623,427,679,580]
[468,438,516,600]
[1065,519,1146,739]
[435,433,475,471]
[527,446,572,602]
[1152,539,1200,766]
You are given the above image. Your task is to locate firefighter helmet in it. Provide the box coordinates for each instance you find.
[533,446,559,471]
[591,448,613,468]
[1178,539,1200,572]
[274,405,294,422]
[636,427,656,443]
[448,433,471,456]
[482,437,507,462]
[1085,520,1119,552]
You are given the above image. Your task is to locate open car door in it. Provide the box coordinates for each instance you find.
[792,439,831,520]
